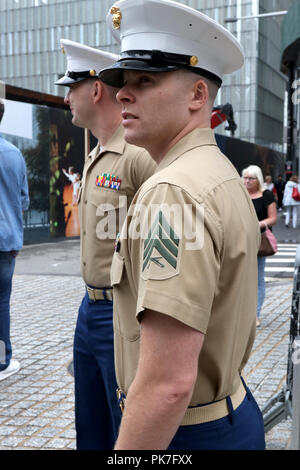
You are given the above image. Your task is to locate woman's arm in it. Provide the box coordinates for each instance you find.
[259,201,277,229]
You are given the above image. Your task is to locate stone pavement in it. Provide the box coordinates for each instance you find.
[0,274,83,450]
[0,239,296,450]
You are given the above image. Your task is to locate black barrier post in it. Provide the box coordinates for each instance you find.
[291,336,300,449]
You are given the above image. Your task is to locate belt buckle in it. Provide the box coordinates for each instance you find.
[87,286,96,301]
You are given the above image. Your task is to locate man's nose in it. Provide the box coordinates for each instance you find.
[64,89,70,105]
[116,85,134,104]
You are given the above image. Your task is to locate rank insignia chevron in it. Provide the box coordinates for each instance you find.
[142,209,181,280]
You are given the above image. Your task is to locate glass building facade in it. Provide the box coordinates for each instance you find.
[0,87,86,242]
[0,0,295,150]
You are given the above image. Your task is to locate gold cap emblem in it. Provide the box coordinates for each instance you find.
[89,69,96,77]
[110,6,122,30]
[61,46,65,54]
[190,56,198,66]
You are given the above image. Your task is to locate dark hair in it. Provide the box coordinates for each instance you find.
[0,99,4,123]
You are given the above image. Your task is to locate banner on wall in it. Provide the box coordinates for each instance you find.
[0,99,33,140]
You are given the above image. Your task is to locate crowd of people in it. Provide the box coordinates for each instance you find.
[261,173,300,229]
[1,0,299,452]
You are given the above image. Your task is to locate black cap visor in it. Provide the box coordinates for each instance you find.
[55,70,98,87]
[55,75,88,86]
[99,59,179,88]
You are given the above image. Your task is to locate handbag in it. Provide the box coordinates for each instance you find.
[292,185,300,201]
[258,226,277,257]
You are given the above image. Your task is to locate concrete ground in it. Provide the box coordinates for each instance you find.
[0,238,297,450]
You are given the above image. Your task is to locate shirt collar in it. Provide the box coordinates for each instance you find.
[156,128,217,172]
[101,124,126,156]
[88,124,126,161]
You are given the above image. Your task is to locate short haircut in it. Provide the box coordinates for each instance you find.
[241,165,264,192]
[0,99,4,123]
[89,77,119,100]
[176,69,219,108]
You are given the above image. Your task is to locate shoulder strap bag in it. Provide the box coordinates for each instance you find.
[292,185,300,201]
[258,225,277,257]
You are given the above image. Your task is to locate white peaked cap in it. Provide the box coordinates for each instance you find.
[55,38,118,86]
[99,0,244,88]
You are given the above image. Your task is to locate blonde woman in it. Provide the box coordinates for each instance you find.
[242,166,277,326]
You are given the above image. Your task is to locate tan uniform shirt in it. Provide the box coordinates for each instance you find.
[78,125,156,287]
[111,128,261,423]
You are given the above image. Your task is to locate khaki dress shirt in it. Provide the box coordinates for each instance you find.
[78,125,156,287]
[111,128,261,424]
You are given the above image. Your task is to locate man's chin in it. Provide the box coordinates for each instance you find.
[72,117,85,129]
[123,129,145,149]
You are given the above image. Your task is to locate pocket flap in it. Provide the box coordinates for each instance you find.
[91,187,127,211]
[77,186,82,204]
[111,253,125,286]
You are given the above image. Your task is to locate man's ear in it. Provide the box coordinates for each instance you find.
[189,79,209,111]
[92,79,103,103]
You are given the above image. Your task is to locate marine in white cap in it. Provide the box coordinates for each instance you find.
[101,0,265,450]
[100,0,244,87]
[56,38,155,450]
[56,39,118,86]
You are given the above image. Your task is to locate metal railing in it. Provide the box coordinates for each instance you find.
[261,244,300,448]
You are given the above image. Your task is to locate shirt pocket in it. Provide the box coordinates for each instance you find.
[90,188,127,240]
[111,252,140,342]
[90,186,127,208]
[89,187,127,216]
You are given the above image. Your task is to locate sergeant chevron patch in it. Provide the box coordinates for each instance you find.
[142,209,181,280]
